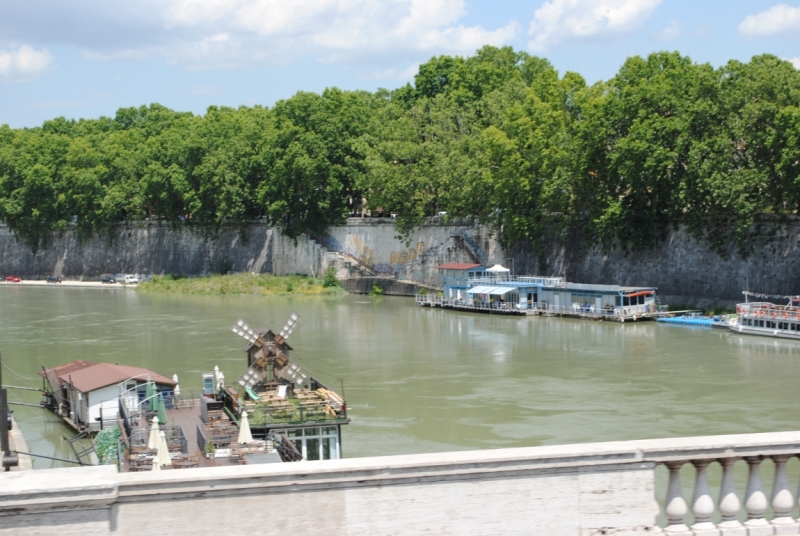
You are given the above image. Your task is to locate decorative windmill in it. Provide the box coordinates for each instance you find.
[230,313,307,397]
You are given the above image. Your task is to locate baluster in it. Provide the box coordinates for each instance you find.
[691,460,720,535]
[743,456,774,536]
[717,458,745,536]
[771,454,798,534]
[664,461,692,535]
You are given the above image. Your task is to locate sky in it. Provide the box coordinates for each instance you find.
[0,0,799,128]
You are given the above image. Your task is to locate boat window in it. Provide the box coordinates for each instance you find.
[615,296,621,307]
[759,320,765,327]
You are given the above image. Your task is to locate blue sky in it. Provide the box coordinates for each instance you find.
[1,0,799,128]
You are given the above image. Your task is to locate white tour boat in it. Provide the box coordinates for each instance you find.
[729,300,800,340]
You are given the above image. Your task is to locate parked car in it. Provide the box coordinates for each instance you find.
[46,275,62,283]
[5,275,20,283]
[100,275,117,284]
[123,275,139,285]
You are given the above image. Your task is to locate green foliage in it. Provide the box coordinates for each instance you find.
[2,48,800,255]
[137,272,345,296]
[369,283,383,296]
[322,267,340,288]
[93,426,121,465]
[418,287,428,295]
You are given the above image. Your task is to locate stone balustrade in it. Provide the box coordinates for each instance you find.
[3,431,800,535]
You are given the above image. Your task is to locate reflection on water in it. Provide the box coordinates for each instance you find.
[2,287,800,468]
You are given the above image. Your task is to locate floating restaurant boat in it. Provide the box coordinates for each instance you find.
[223,313,350,461]
[40,361,177,434]
[38,311,348,470]
[729,300,800,340]
[417,263,661,322]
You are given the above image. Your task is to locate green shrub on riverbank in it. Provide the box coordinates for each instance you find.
[136,273,346,296]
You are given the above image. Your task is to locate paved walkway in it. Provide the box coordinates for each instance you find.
[2,280,131,289]
[8,418,31,471]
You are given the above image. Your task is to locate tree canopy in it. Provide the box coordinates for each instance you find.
[2,46,799,254]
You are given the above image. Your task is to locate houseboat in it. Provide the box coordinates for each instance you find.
[729,301,800,340]
[419,263,660,322]
[224,315,350,461]
[40,360,176,433]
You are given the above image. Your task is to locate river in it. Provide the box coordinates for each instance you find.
[1,286,799,470]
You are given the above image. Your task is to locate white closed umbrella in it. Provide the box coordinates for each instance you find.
[152,457,161,471]
[157,430,172,467]
[448,288,453,299]
[214,366,225,390]
[457,289,462,301]
[147,416,159,449]
[172,374,180,397]
[237,411,253,444]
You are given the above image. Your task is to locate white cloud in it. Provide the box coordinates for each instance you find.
[787,57,800,69]
[154,0,518,68]
[528,0,662,52]
[739,4,800,37]
[360,63,420,82]
[0,45,53,82]
[653,20,681,41]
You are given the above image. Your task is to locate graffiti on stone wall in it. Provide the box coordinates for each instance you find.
[345,234,426,267]
[389,241,425,266]
[345,235,374,266]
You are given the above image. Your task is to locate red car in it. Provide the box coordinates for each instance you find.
[5,275,21,282]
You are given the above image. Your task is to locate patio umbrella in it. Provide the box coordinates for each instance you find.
[448,288,453,299]
[151,457,161,471]
[157,430,172,467]
[172,374,180,398]
[237,411,253,444]
[457,289,462,301]
[213,366,225,391]
[155,394,167,424]
[147,416,160,449]
[145,378,156,402]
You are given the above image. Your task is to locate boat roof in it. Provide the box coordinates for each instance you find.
[438,263,483,270]
[543,282,657,293]
[41,361,177,393]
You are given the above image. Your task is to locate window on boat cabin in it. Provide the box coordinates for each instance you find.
[766,321,776,329]
[286,426,339,460]
[759,320,764,327]
[779,322,788,330]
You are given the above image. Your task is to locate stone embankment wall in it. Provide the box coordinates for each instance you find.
[2,218,798,307]
[0,219,503,289]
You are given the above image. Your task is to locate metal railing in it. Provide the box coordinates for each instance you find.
[417,294,661,317]
[738,302,800,318]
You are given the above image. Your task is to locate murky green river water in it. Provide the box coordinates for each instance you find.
[2,286,800,470]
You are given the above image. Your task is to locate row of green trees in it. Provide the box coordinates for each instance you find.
[2,46,799,253]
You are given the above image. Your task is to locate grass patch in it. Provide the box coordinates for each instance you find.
[137,272,347,296]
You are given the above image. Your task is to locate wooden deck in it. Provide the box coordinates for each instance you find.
[165,405,218,468]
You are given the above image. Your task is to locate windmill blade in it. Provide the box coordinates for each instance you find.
[231,318,264,347]
[278,361,308,387]
[236,356,268,391]
[276,312,305,344]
